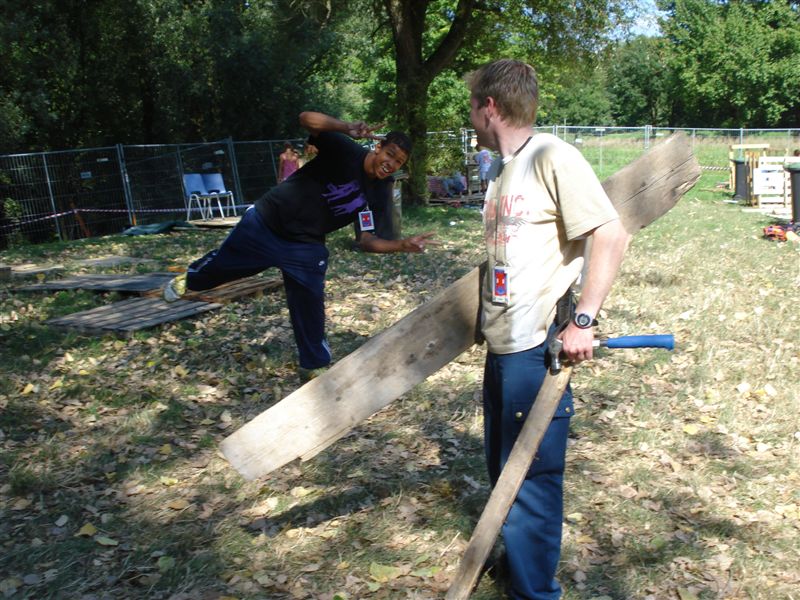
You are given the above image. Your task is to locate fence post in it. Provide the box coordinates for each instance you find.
[115,144,136,226]
[644,125,651,150]
[41,153,63,241]
[227,137,244,209]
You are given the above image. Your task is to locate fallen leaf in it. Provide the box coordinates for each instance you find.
[76,523,98,537]
[95,536,118,546]
[55,515,69,527]
[157,556,176,572]
[369,562,404,582]
[683,424,699,435]
[167,499,190,510]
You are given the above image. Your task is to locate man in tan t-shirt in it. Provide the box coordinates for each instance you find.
[468,59,629,599]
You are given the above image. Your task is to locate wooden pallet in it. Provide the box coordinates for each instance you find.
[46,297,222,337]
[73,255,158,267]
[142,276,283,303]
[14,273,176,294]
[188,216,242,228]
[7,264,66,278]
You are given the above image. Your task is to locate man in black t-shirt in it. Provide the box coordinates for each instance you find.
[164,111,436,378]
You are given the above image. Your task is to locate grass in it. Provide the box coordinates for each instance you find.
[1,156,799,599]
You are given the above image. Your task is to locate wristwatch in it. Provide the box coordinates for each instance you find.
[573,312,595,329]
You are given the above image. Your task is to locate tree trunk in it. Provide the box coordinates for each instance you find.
[383,0,476,207]
[396,66,431,206]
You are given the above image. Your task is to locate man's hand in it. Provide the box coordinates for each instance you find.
[358,231,440,254]
[558,323,595,363]
[345,120,386,140]
[300,111,385,140]
[400,231,439,253]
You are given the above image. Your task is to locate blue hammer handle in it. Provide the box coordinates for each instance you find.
[599,334,674,351]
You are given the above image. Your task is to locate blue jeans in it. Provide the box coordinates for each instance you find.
[186,207,331,369]
[483,337,573,600]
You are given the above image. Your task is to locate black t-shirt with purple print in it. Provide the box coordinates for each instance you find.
[255,132,393,245]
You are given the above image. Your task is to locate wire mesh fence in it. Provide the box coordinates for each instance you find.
[2,127,799,248]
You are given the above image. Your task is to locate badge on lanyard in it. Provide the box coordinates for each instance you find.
[492,265,510,305]
[359,210,375,232]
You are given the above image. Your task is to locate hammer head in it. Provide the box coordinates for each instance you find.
[547,331,564,373]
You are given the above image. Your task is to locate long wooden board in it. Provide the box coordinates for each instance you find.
[221,133,701,481]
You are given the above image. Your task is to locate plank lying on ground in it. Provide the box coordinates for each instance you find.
[152,276,282,304]
[221,132,702,481]
[72,255,158,267]
[188,216,242,228]
[15,273,176,293]
[46,297,222,337]
[8,264,65,278]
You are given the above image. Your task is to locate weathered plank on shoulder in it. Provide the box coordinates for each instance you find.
[220,133,701,481]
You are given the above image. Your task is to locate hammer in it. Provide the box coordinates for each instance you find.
[547,331,675,373]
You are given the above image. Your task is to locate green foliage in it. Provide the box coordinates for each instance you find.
[541,65,614,126]
[606,35,675,125]
[661,0,800,127]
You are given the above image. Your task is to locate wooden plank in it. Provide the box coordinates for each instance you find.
[72,255,158,267]
[14,273,176,293]
[446,367,574,599]
[188,216,242,228]
[139,275,283,303]
[220,132,702,481]
[9,264,65,278]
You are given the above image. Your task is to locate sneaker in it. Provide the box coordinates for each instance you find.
[297,366,329,382]
[163,273,187,302]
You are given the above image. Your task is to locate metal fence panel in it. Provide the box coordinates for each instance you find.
[3,127,800,249]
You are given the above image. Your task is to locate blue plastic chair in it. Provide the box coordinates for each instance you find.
[202,173,236,217]
[183,173,213,221]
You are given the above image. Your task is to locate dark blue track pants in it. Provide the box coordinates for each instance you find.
[483,338,574,600]
[185,207,331,369]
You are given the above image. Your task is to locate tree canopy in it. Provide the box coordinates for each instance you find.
[2,0,800,198]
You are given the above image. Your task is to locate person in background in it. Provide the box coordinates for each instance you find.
[300,142,318,167]
[475,145,493,192]
[278,142,301,183]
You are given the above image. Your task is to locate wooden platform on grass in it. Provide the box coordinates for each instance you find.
[428,192,484,208]
[188,216,242,228]
[16,273,282,302]
[15,273,176,293]
[73,255,158,268]
[46,297,223,337]
[43,275,283,336]
[7,264,66,279]
[145,276,283,304]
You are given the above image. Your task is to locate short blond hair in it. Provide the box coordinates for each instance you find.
[468,59,538,127]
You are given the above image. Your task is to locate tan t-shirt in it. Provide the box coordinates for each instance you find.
[481,132,618,354]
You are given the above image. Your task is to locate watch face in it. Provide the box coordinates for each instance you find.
[575,313,592,328]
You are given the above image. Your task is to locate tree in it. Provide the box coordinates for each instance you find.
[379,0,630,204]
[606,35,674,125]
[661,0,800,127]
[540,64,613,126]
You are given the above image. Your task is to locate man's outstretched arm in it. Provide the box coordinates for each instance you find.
[299,111,384,140]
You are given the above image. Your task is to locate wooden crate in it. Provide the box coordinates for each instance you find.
[753,156,792,208]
